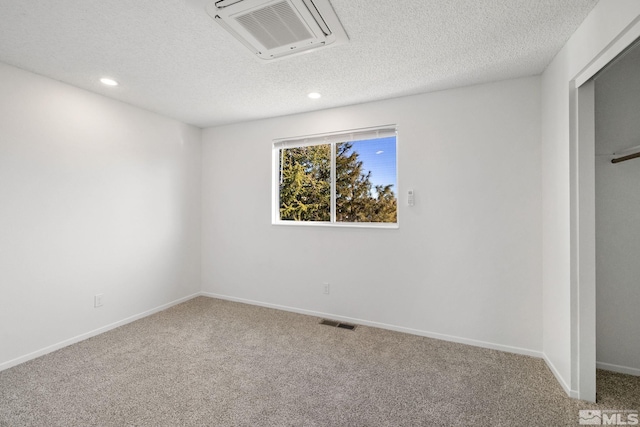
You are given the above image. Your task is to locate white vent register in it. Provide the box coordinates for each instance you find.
[208,0,348,60]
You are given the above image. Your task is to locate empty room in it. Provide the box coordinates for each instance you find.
[1,0,639,426]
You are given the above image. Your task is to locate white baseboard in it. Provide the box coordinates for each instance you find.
[201,292,543,359]
[597,361,640,376]
[0,293,200,372]
[542,353,579,399]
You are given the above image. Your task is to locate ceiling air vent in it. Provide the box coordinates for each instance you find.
[207,0,348,61]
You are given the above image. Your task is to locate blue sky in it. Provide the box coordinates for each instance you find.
[343,136,397,195]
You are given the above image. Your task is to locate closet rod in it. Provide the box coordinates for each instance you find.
[612,151,640,164]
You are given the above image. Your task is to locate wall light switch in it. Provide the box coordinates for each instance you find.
[408,189,415,206]
[94,294,104,308]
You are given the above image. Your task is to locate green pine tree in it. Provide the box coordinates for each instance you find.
[336,142,396,223]
[279,145,331,221]
[279,142,396,223]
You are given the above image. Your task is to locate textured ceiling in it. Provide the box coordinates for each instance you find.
[0,0,599,128]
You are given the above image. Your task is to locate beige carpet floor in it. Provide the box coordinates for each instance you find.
[0,296,638,426]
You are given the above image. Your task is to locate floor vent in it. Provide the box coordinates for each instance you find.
[319,319,357,330]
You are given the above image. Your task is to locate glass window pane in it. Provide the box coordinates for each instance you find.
[336,137,397,223]
[279,144,331,221]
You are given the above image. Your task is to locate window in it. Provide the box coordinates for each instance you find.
[273,125,397,227]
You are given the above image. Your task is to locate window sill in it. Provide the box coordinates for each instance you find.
[272,221,399,229]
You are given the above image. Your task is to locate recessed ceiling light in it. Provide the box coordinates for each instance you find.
[308,92,321,99]
[100,78,118,86]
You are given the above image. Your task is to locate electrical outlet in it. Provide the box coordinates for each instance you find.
[94,294,104,308]
[323,283,330,294]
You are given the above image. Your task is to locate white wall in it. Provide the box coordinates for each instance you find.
[202,77,542,355]
[594,43,640,375]
[541,0,640,397]
[0,63,202,369]
[595,158,640,375]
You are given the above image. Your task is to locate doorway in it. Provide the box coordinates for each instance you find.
[573,29,640,402]
[593,39,640,380]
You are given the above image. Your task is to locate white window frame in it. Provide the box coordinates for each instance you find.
[272,125,399,228]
